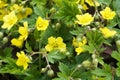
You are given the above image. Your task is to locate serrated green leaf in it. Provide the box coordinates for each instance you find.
[53,0,63,7]
[25,41,33,52]
[33,6,46,17]
[103,64,111,72]
[0,63,27,75]
[86,30,104,46]
[105,74,112,80]
[92,68,108,76]
[3,47,13,57]
[59,62,69,75]
[75,53,91,64]
[83,43,95,54]
[59,25,73,41]
[30,0,46,6]
[98,57,104,66]
[47,51,65,63]
[106,19,117,28]
[98,0,111,6]
[57,72,68,80]
[53,0,79,23]
[116,67,120,77]
[111,51,120,62]
[70,27,84,36]
[80,71,93,80]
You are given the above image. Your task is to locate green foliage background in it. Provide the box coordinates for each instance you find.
[0,0,120,80]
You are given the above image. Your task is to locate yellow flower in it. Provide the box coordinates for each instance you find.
[10,4,23,12]
[75,47,84,55]
[0,0,7,8]
[77,0,88,10]
[16,51,30,70]
[82,4,88,10]
[10,5,32,20]
[100,7,116,20]
[45,36,66,52]
[36,16,49,31]
[18,22,28,40]
[2,11,18,30]
[76,13,94,26]
[17,7,33,20]
[85,0,100,7]
[73,36,87,47]
[0,9,8,21]
[11,36,24,48]
[72,37,79,47]
[25,8,33,16]
[100,27,116,38]
[73,37,87,55]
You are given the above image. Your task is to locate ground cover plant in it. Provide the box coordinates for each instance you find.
[0,0,120,80]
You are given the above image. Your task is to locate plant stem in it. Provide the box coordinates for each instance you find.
[43,52,52,70]
[68,65,82,80]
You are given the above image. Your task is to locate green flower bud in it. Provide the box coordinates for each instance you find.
[116,40,120,49]
[92,54,96,59]
[95,22,100,26]
[55,23,61,31]
[76,36,81,42]
[40,48,46,52]
[92,28,96,31]
[41,68,47,73]
[52,25,55,28]
[2,37,8,44]
[56,23,61,28]
[65,52,70,56]
[92,58,98,68]
[94,15,99,20]
[11,0,16,3]
[50,7,56,13]
[47,69,54,77]
[22,8,26,14]
[0,32,4,38]
[77,64,82,69]
[82,60,91,68]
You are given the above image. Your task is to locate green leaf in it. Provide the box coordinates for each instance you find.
[106,19,118,28]
[42,26,57,45]
[105,74,112,80]
[30,0,46,6]
[103,64,111,72]
[75,53,91,64]
[59,25,73,41]
[98,0,111,6]
[70,27,84,36]
[111,51,120,62]
[83,42,95,54]
[80,71,93,80]
[86,30,104,46]
[92,64,112,80]
[58,62,70,77]
[53,0,79,23]
[47,50,65,63]
[25,41,33,52]
[98,57,104,66]
[92,68,108,76]
[0,58,24,75]
[113,0,120,10]
[33,6,46,17]
[0,65,25,75]
[53,0,63,7]
[3,47,13,57]
[116,67,120,77]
